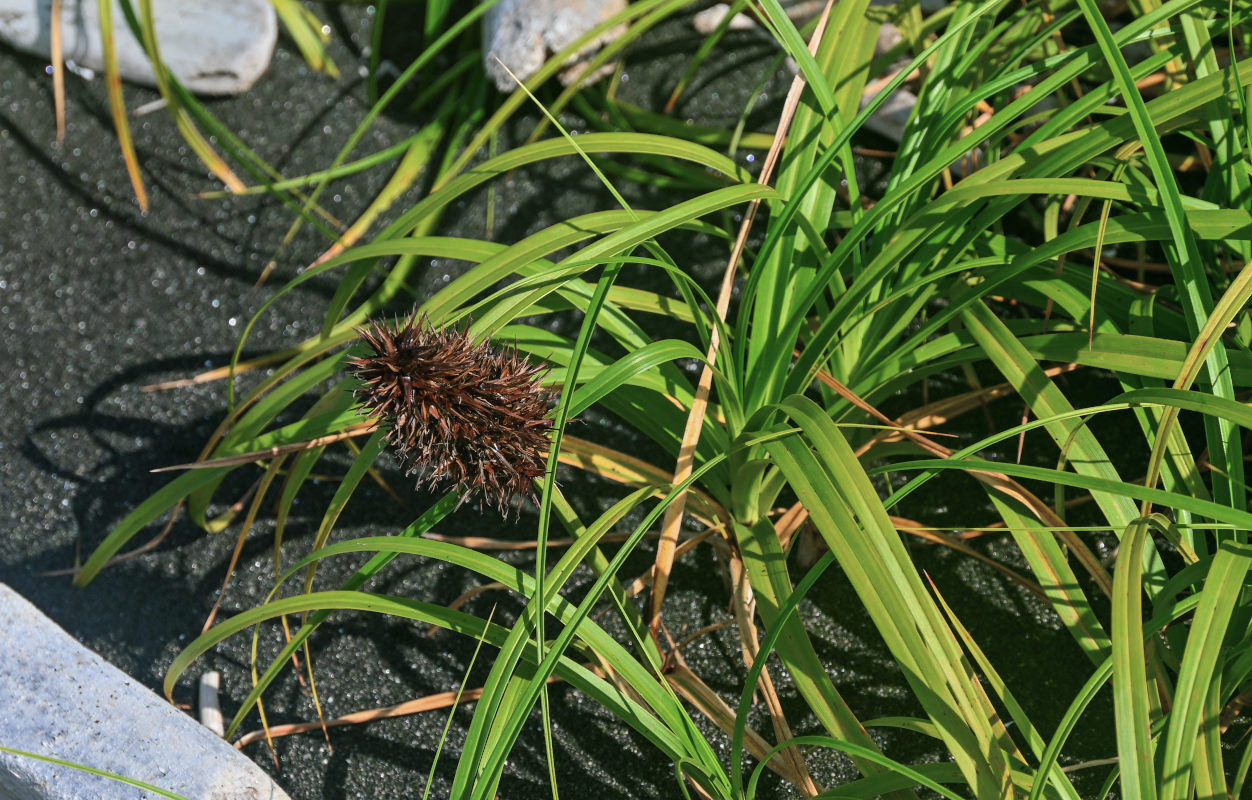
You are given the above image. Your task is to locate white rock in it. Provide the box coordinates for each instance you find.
[483,0,627,92]
[692,4,757,34]
[0,0,276,95]
[0,583,290,800]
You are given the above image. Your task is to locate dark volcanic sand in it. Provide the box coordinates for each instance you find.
[0,7,1106,799]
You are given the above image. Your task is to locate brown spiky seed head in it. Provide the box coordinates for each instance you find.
[349,312,554,514]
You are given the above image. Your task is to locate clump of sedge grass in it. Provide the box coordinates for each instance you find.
[350,312,554,514]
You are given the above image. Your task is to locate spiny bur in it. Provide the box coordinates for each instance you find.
[349,312,555,515]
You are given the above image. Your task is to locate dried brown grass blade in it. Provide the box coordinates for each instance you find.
[151,422,377,472]
[233,677,564,748]
[301,642,333,750]
[419,530,658,551]
[143,347,303,391]
[422,582,506,636]
[893,518,1047,599]
[885,364,1079,435]
[666,663,814,790]
[773,500,809,551]
[620,528,721,599]
[40,500,182,577]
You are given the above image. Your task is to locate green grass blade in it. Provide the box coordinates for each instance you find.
[1158,541,1252,800]
[961,300,1141,535]
[746,736,966,800]
[1110,518,1158,800]
[989,495,1111,662]
[761,395,1018,797]
[74,467,229,586]
[0,745,191,800]
[1076,0,1243,509]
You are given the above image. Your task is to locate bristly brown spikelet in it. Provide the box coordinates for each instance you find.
[349,312,555,515]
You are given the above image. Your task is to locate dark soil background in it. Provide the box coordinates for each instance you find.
[0,5,1114,799]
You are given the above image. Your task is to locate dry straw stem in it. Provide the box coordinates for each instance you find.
[150,422,378,472]
[648,0,837,640]
[50,0,66,143]
[233,677,565,748]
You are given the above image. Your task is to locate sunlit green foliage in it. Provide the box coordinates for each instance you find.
[80,1,1252,797]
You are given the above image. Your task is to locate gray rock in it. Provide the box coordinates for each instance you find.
[861,84,919,144]
[0,0,276,94]
[0,583,289,800]
[483,0,627,92]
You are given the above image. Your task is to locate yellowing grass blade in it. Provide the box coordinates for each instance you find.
[129,0,245,193]
[96,0,148,209]
[270,0,338,77]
